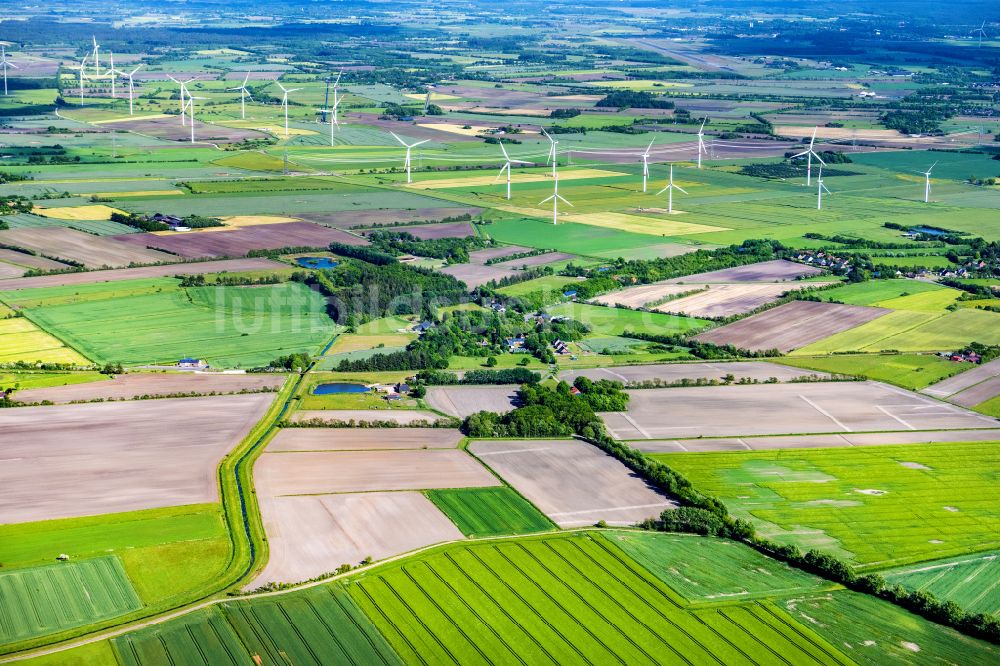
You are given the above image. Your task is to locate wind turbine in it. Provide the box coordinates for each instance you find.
[274,82,301,138]
[389,132,429,183]
[168,75,200,126]
[541,128,558,177]
[316,96,341,146]
[816,165,831,210]
[185,95,208,144]
[539,172,572,225]
[495,141,531,200]
[791,127,825,186]
[922,161,937,203]
[106,50,119,99]
[1,46,18,96]
[78,54,89,106]
[228,71,254,120]
[122,64,143,115]
[641,138,654,193]
[971,21,989,47]
[91,35,100,77]
[696,118,708,169]
[656,164,688,214]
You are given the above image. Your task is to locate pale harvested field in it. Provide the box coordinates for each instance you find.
[425,385,520,418]
[948,376,1000,408]
[0,394,273,523]
[468,246,531,264]
[592,283,694,309]
[601,382,996,440]
[664,260,824,283]
[252,491,462,587]
[439,263,518,288]
[290,409,447,425]
[470,439,675,527]
[408,168,626,190]
[655,282,835,318]
[299,207,482,230]
[14,372,286,404]
[633,428,1000,453]
[776,126,901,140]
[255,449,499,496]
[0,258,287,291]
[0,227,174,268]
[32,204,126,221]
[562,212,727,236]
[922,358,1000,398]
[492,251,575,269]
[693,300,889,352]
[558,361,827,385]
[0,262,24,279]
[0,249,70,271]
[400,222,476,240]
[268,428,463,452]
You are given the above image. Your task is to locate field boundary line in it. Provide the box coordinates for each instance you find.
[798,395,852,432]
[875,405,916,430]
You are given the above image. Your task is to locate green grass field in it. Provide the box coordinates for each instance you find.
[782,590,997,665]
[819,279,948,307]
[23,283,336,367]
[883,550,1000,617]
[547,301,709,337]
[655,442,1000,567]
[608,532,829,602]
[1,556,142,643]
[348,532,851,665]
[776,353,966,390]
[483,217,696,259]
[0,371,106,391]
[426,487,555,537]
[113,608,247,666]
[495,274,579,297]
[0,278,181,310]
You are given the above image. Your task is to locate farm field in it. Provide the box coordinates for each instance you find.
[0,257,287,291]
[13,372,286,404]
[656,441,1000,566]
[883,550,1000,616]
[548,301,710,336]
[426,487,555,537]
[469,439,675,527]
[23,282,336,367]
[113,608,248,666]
[922,358,1000,398]
[0,227,174,268]
[558,360,828,385]
[438,262,518,288]
[289,409,447,425]
[0,316,89,364]
[0,394,272,523]
[424,385,519,418]
[267,427,463,451]
[665,259,825,283]
[778,353,966,390]
[940,376,1000,408]
[653,282,835,318]
[484,216,694,259]
[602,381,996,440]
[694,300,890,352]
[0,556,142,643]
[634,428,1000,453]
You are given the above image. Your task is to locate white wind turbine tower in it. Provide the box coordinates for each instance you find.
[495,142,531,200]
[78,54,89,106]
[106,50,119,99]
[389,131,429,183]
[122,64,143,115]
[330,70,343,128]
[275,82,301,138]
[168,76,200,126]
[657,164,688,214]
[315,98,341,147]
[185,95,208,144]
[816,165,831,210]
[539,172,572,225]
[228,71,253,120]
[696,118,708,169]
[91,36,100,77]
[791,127,825,186]
[541,128,558,177]
[641,138,654,193]
[971,21,989,47]
[1,46,18,96]
[922,161,937,203]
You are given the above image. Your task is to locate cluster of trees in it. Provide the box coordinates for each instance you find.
[0,171,31,185]
[881,108,951,135]
[268,353,312,372]
[595,91,674,110]
[416,368,541,385]
[463,381,617,439]
[549,108,581,119]
[484,248,550,265]
[327,242,397,265]
[0,196,35,217]
[365,230,487,263]
[110,212,223,232]
[739,163,860,179]
[176,273,285,287]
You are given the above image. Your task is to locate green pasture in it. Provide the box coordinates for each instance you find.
[113,608,247,666]
[426,487,554,537]
[23,283,336,368]
[884,549,1000,617]
[547,301,710,337]
[482,216,696,259]
[0,371,106,391]
[776,353,966,390]
[495,274,579,297]
[790,310,941,355]
[818,279,949,307]
[656,441,1000,567]
[0,556,141,644]
[0,277,181,310]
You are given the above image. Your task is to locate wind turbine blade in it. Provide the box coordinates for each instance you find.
[389,131,406,146]
[242,71,251,86]
[540,128,553,143]
[287,88,302,93]
[699,118,707,132]
[7,61,18,70]
[928,161,938,172]
[812,152,826,165]
[809,126,818,148]
[675,185,689,195]
[556,195,573,206]
[130,64,143,75]
[334,70,342,87]
[645,138,654,154]
[494,163,509,182]
[412,139,430,147]
[656,185,669,195]
[499,141,510,160]
[511,159,532,164]
[276,81,288,92]
[539,195,555,204]
[790,149,809,158]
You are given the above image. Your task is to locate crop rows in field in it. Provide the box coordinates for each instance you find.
[426,487,554,537]
[884,550,1000,617]
[348,533,849,665]
[658,441,1000,567]
[114,609,247,666]
[0,556,141,643]
[0,317,89,365]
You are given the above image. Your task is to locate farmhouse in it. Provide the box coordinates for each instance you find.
[177,358,208,369]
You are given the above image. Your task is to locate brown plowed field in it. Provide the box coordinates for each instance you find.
[268,427,463,451]
[14,372,286,404]
[664,260,824,283]
[112,222,366,259]
[0,227,174,268]
[0,258,288,291]
[299,207,481,229]
[693,301,889,352]
[0,394,273,523]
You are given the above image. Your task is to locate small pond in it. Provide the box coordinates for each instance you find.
[296,257,339,269]
[313,382,371,395]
